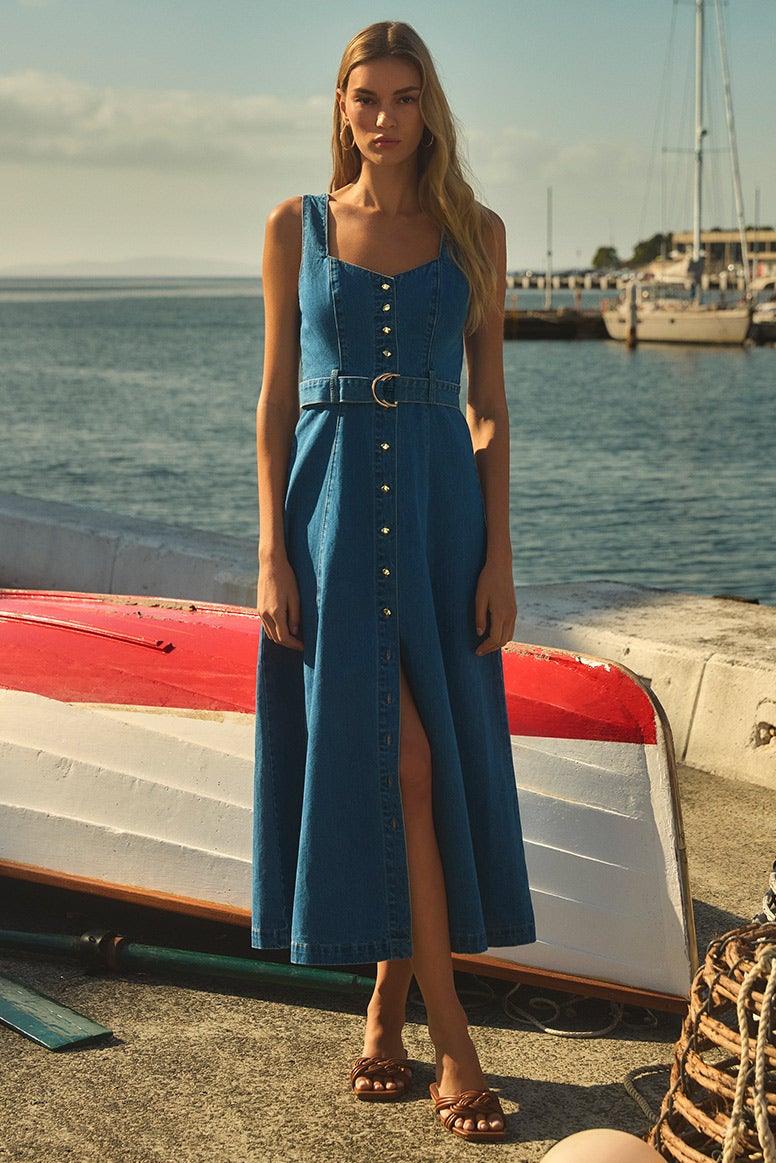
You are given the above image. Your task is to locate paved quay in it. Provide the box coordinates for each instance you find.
[2,764,775,1163]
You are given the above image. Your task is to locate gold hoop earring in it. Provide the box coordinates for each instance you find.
[422,127,435,148]
[340,123,355,150]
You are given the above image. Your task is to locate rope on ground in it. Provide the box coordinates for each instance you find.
[624,1064,672,1123]
[503,984,624,1038]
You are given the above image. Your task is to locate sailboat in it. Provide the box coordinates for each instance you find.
[603,0,751,346]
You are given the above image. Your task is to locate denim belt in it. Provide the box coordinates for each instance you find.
[299,372,461,409]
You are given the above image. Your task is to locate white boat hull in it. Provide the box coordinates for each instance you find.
[0,592,697,1007]
[603,303,750,345]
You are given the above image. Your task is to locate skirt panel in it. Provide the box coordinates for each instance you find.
[252,401,536,964]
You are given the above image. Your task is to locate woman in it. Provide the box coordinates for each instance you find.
[254,21,535,1143]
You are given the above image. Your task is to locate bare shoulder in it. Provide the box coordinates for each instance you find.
[476,204,506,252]
[265,196,303,245]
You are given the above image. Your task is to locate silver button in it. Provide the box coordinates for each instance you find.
[382,303,391,312]
[381,282,391,291]
[380,526,390,535]
[382,326,391,334]
[380,484,390,493]
[380,442,390,451]
[382,567,391,576]
[382,349,392,358]
[383,608,392,617]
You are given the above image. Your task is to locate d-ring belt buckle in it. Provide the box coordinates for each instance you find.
[371,372,399,408]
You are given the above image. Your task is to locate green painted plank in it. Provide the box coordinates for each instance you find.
[0,972,112,1050]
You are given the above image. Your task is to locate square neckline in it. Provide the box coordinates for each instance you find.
[323,194,443,280]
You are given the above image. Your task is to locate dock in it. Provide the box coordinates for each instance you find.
[503,308,607,341]
[1,493,774,1160]
[1,765,772,1162]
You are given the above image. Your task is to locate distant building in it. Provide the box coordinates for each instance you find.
[671,228,776,278]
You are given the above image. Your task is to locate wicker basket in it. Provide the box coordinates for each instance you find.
[650,923,776,1162]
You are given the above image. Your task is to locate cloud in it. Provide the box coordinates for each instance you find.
[469,126,645,192]
[0,70,331,172]
[465,126,651,265]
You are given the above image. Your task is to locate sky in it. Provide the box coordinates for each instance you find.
[2,0,775,275]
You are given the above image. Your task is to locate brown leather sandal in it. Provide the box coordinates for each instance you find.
[350,1055,414,1101]
[429,1083,507,1141]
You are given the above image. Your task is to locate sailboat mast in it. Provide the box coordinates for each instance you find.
[692,0,704,274]
[715,0,750,297]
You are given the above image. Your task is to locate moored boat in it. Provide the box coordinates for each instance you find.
[603,0,752,348]
[603,282,751,345]
[0,589,696,1008]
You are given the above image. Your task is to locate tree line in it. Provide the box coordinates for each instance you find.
[591,233,671,271]
[592,227,775,271]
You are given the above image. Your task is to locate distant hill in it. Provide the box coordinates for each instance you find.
[0,256,259,278]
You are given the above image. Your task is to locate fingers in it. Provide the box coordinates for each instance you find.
[257,559,304,651]
[474,587,489,640]
[475,604,516,656]
[260,607,304,651]
[476,630,506,656]
[255,600,302,655]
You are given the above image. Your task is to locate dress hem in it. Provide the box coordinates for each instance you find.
[251,923,537,967]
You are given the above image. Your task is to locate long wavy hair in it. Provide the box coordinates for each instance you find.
[331,21,496,333]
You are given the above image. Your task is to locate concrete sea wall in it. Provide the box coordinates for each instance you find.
[2,491,774,790]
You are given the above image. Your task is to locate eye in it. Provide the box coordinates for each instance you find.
[354,96,374,105]
[399,95,417,104]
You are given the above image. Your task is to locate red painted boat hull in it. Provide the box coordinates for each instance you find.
[0,590,695,1008]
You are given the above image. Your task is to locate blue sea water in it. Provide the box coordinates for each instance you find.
[0,278,774,604]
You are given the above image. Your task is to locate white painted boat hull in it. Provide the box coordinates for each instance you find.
[603,303,750,345]
[0,592,697,1006]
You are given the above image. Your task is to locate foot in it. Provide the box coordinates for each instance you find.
[432,1039,504,1136]
[430,1083,506,1141]
[350,1055,413,1101]
[352,1011,410,1098]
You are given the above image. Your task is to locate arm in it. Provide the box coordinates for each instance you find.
[464,209,517,656]
[256,197,304,651]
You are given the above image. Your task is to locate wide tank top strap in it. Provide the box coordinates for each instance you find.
[302,194,328,261]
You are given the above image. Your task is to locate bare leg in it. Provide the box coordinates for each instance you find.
[354,958,414,1095]
[396,668,503,1134]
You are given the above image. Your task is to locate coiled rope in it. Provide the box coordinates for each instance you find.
[650,924,776,1162]
[720,942,776,1163]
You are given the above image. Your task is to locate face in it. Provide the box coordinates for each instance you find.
[338,56,424,166]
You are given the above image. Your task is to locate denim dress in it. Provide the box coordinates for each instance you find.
[252,193,535,966]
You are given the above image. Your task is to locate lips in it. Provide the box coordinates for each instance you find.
[372,136,399,147]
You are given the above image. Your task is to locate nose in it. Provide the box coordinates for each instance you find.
[375,107,396,128]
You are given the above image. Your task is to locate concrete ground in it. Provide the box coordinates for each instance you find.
[2,764,774,1163]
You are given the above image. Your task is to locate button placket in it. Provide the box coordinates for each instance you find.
[374,274,396,377]
[372,277,404,935]
[376,411,398,774]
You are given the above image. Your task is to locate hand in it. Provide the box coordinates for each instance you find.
[257,553,304,651]
[474,558,517,656]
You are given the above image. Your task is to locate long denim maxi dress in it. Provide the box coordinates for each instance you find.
[252,194,535,966]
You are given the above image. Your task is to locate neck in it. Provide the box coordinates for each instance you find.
[348,158,421,216]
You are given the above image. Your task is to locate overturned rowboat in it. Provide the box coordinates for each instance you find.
[0,589,696,1009]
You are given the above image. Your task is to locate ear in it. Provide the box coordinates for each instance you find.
[336,87,347,120]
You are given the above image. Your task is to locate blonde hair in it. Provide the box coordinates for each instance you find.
[331,21,496,333]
